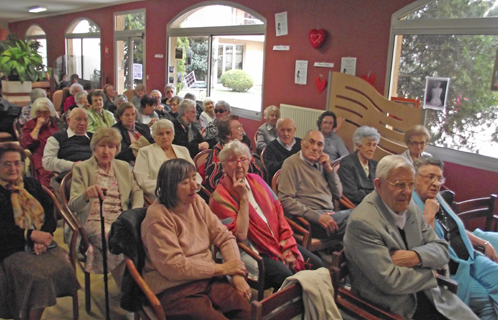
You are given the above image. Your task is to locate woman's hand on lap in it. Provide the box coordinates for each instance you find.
[232,275,251,301]
[31,230,53,246]
[222,259,247,277]
[33,243,47,255]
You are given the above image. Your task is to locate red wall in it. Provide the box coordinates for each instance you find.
[11,0,497,205]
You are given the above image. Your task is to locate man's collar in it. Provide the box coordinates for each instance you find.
[266,123,275,131]
[382,198,408,229]
[67,127,89,139]
[277,137,296,149]
[298,151,318,167]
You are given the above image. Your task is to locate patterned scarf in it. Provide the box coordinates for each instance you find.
[0,178,44,230]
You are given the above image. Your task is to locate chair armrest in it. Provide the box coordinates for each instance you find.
[285,217,310,250]
[493,215,498,232]
[124,258,166,320]
[144,195,153,206]
[238,242,265,301]
[340,196,356,210]
[436,274,458,294]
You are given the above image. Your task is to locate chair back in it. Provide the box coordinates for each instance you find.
[451,194,498,231]
[61,171,73,217]
[193,149,211,171]
[13,118,22,141]
[24,149,36,179]
[260,147,267,171]
[328,72,422,161]
[123,89,135,102]
[108,207,166,319]
[52,90,63,113]
[251,283,304,320]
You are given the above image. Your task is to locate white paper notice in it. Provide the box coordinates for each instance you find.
[341,57,357,75]
[275,12,288,36]
[295,60,308,85]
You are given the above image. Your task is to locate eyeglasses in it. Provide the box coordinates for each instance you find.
[409,140,427,147]
[226,158,249,165]
[214,109,226,114]
[0,161,24,169]
[384,179,415,191]
[418,173,446,184]
[36,110,50,116]
[234,124,243,130]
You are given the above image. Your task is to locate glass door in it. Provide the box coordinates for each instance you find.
[116,37,144,94]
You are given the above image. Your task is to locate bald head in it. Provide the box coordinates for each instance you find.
[276,118,296,146]
[301,130,325,162]
[67,108,88,135]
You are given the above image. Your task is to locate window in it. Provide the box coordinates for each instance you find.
[65,19,101,80]
[114,10,145,93]
[388,0,498,169]
[25,25,47,68]
[168,4,266,120]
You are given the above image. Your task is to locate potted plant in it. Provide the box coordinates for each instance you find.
[0,37,45,104]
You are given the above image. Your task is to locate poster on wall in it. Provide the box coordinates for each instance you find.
[133,64,142,80]
[175,48,183,59]
[424,76,450,111]
[341,57,357,75]
[295,60,308,85]
[184,71,196,88]
[275,12,288,36]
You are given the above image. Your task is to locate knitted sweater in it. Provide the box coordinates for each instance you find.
[278,152,342,223]
[263,138,301,180]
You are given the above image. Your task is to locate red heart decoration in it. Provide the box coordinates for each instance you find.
[315,76,327,93]
[309,29,327,49]
[361,73,375,85]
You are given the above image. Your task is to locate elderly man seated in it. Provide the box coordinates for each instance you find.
[413,156,498,320]
[42,108,92,180]
[278,130,349,240]
[344,155,478,319]
[172,99,208,158]
[262,118,301,180]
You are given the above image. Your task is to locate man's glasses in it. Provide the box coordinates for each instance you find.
[214,109,226,114]
[384,179,415,191]
[418,173,446,184]
[226,158,249,165]
[0,161,24,169]
[409,140,427,147]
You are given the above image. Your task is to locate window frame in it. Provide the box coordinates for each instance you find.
[65,18,101,80]
[25,24,47,68]
[385,0,498,173]
[166,2,267,120]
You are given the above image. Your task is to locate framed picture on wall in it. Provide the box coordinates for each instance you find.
[175,48,183,59]
[390,97,420,108]
[424,76,450,111]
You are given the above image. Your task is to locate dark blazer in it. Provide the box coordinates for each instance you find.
[337,151,377,206]
[172,118,206,158]
[113,122,154,162]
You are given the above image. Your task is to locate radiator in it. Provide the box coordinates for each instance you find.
[279,104,325,139]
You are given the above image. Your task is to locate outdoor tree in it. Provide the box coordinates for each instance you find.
[396,0,498,153]
[185,38,209,82]
[121,12,144,89]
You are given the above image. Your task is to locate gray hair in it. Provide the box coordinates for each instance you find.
[264,105,280,119]
[219,140,252,166]
[178,99,196,117]
[202,97,214,110]
[276,118,295,130]
[90,127,122,154]
[75,91,88,103]
[353,126,381,147]
[215,100,231,113]
[29,88,47,102]
[164,83,176,94]
[150,89,162,99]
[376,155,414,180]
[135,84,145,91]
[404,125,431,145]
[31,97,56,118]
[413,156,443,173]
[151,119,175,137]
[69,83,84,95]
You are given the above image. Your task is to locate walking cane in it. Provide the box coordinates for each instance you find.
[99,188,110,320]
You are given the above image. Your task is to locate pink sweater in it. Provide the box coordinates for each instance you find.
[141,195,240,294]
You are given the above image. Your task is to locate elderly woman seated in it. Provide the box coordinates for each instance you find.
[163,95,181,121]
[0,143,79,320]
[134,119,201,200]
[209,140,323,290]
[413,156,498,320]
[112,102,154,163]
[137,95,160,128]
[130,84,145,109]
[401,124,432,164]
[337,126,380,207]
[204,116,262,193]
[317,111,349,161]
[141,159,251,319]
[63,83,84,113]
[86,90,117,133]
[68,127,143,286]
[199,97,215,128]
[256,105,280,154]
[21,97,60,190]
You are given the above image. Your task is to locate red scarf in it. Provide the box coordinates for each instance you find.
[210,173,304,270]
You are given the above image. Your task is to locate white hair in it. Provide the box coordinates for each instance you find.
[353,126,381,147]
[219,140,252,165]
[376,155,414,180]
[178,99,195,117]
[31,97,56,118]
[264,105,280,119]
[151,119,175,137]
[69,83,84,95]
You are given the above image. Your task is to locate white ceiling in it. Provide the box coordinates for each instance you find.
[0,0,141,27]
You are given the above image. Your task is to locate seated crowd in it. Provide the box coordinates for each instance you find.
[3,82,497,320]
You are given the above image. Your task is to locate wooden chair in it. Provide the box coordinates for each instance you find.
[108,207,166,320]
[52,90,63,113]
[330,249,457,320]
[13,118,22,141]
[123,89,135,102]
[193,149,211,171]
[23,149,36,179]
[331,160,358,210]
[271,169,340,252]
[451,194,498,232]
[60,171,93,314]
[251,283,304,320]
[41,185,79,320]
[328,72,423,161]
